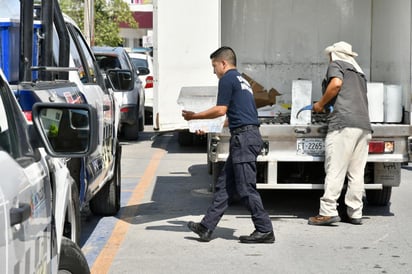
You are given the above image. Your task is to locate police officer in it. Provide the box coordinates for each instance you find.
[182,46,274,243]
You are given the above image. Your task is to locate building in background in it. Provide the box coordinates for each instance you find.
[120,0,153,48]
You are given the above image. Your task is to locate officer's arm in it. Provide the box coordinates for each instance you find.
[182,105,227,121]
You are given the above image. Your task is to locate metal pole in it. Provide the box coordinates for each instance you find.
[84,0,95,45]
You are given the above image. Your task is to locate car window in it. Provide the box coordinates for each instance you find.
[0,81,36,164]
[0,91,11,153]
[131,57,148,70]
[71,27,97,82]
[68,34,88,83]
[96,56,121,71]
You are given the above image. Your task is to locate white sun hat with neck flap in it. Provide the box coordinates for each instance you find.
[325,41,364,74]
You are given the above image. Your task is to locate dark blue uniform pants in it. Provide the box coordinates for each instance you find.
[200,127,273,233]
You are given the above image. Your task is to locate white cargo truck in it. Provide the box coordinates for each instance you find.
[153,0,412,205]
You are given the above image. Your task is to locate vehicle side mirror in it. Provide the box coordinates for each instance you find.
[106,69,134,91]
[31,103,98,157]
[137,67,150,76]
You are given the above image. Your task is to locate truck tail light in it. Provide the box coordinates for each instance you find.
[145,76,153,89]
[369,141,394,154]
[120,107,130,113]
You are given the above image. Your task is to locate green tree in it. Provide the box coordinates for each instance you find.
[59,0,137,46]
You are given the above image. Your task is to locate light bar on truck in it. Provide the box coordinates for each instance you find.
[368,140,394,154]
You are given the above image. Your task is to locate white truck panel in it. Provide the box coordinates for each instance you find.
[371,0,411,101]
[221,0,410,110]
[153,0,220,131]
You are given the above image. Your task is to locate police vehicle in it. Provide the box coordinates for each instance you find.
[0,69,93,273]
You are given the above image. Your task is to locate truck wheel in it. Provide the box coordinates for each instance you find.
[123,122,139,140]
[366,186,392,206]
[58,237,90,274]
[90,144,122,216]
[211,162,224,192]
[64,182,81,244]
[178,131,193,146]
[207,159,212,175]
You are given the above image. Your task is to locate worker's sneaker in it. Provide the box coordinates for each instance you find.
[308,215,341,225]
[239,230,275,244]
[187,221,213,242]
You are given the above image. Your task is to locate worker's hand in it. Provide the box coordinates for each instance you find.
[182,110,195,121]
[312,102,324,113]
[194,129,206,135]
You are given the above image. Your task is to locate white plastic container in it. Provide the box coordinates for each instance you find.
[290,80,312,125]
[177,86,225,133]
[367,82,384,122]
[384,85,402,123]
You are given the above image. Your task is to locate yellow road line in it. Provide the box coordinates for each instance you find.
[91,146,167,273]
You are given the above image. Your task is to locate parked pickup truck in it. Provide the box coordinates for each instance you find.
[0,68,94,273]
[0,0,125,243]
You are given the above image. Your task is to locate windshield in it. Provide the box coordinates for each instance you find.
[131,58,148,69]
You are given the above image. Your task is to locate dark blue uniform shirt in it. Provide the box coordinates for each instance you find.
[216,69,259,130]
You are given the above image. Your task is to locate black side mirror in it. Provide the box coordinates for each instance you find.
[106,69,134,91]
[137,67,150,76]
[32,103,98,157]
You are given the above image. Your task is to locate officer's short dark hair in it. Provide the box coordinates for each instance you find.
[210,46,237,66]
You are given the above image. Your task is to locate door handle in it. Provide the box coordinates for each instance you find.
[10,203,31,226]
[294,127,311,134]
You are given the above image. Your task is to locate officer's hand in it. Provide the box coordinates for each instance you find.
[182,110,195,121]
[194,129,206,135]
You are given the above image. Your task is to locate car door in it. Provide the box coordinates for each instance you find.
[65,21,117,200]
[0,75,52,273]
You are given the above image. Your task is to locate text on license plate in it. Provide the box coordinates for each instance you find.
[296,138,325,155]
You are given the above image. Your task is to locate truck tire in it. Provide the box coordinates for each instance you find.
[90,144,122,216]
[58,237,90,274]
[207,159,212,175]
[123,122,139,140]
[366,186,392,206]
[178,131,194,146]
[64,182,81,244]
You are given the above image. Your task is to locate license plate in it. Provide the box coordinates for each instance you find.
[297,138,325,155]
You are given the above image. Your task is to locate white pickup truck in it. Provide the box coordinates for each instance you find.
[0,0,123,245]
[0,69,93,273]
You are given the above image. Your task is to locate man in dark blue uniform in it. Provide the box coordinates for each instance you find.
[182,46,274,243]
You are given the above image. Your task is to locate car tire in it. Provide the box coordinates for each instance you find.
[138,111,144,132]
[58,237,90,274]
[64,182,81,244]
[123,122,139,140]
[90,143,121,216]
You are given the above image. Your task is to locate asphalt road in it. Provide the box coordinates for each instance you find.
[80,126,412,274]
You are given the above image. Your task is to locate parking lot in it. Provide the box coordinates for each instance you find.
[80,126,412,274]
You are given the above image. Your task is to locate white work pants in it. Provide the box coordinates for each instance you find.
[319,127,371,219]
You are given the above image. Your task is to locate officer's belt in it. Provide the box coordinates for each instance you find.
[230,124,259,135]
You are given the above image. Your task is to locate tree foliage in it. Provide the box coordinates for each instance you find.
[59,0,137,46]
